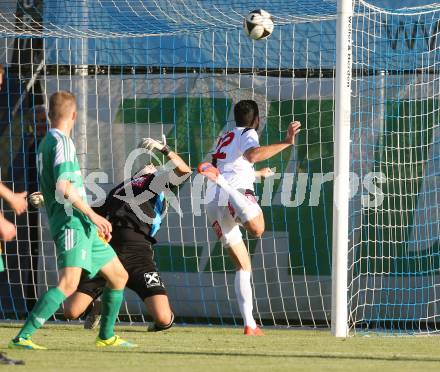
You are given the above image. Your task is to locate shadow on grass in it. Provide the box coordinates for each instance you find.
[44,348,440,363]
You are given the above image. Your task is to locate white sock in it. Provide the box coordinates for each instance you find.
[234,270,257,329]
[217,175,259,223]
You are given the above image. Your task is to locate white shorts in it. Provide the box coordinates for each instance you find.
[205,185,262,247]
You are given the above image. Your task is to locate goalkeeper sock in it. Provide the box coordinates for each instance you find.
[99,287,124,340]
[16,287,66,339]
[234,270,257,329]
[216,176,260,223]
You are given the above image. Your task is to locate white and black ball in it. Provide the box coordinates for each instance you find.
[243,9,274,40]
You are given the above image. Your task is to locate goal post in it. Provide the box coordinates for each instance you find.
[331,0,353,338]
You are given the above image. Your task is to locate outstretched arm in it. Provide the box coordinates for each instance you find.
[165,150,192,177]
[138,136,192,180]
[244,121,301,164]
[0,213,16,241]
[0,182,27,215]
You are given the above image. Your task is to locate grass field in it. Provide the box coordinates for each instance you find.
[1,323,440,371]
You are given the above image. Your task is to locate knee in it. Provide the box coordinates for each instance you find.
[249,225,264,238]
[245,218,265,238]
[154,311,173,327]
[64,306,82,320]
[57,268,82,297]
[121,268,129,285]
[58,283,79,298]
[111,268,128,289]
[151,312,174,331]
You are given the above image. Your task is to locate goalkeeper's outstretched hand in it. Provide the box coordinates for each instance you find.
[138,134,167,152]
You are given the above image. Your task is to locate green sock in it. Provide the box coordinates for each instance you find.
[16,287,66,339]
[99,287,124,340]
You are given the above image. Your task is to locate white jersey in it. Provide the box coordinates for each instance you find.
[211,126,259,190]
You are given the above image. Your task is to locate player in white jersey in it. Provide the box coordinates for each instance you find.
[198,100,301,336]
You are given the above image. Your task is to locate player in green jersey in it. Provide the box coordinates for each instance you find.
[9,91,135,349]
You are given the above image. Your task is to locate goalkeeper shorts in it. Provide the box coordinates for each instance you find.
[76,240,167,300]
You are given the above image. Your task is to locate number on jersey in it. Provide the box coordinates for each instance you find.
[212,131,235,160]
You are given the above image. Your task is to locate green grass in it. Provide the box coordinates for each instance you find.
[1,324,440,371]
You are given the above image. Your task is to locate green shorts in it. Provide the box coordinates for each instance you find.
[54,226,116,278]
[0,254,4,272]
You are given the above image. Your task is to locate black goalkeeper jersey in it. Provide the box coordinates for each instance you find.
[95,171,177,245]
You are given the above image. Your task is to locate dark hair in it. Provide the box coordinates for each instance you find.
[234,100,259,127]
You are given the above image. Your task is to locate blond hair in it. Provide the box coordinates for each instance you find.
[48,91,76,123]
[0,65,4,76]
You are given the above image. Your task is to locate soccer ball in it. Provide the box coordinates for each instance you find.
[243,9,274,40]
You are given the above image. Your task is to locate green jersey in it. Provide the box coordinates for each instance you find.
[37,128,93,237]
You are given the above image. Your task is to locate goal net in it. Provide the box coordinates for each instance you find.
[349,1,440,333]
[0,0,338,327]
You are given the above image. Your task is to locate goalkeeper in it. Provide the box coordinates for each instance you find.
[61,137,191,331]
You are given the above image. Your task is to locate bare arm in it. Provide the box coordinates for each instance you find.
[0,213,16,241]
[0,183,14,200]
[245,143,291,163]
[138,136,192,183]
[0,182,27,215]
[56,180,112,239]
[244,121,301,164]
[166,150,192,177]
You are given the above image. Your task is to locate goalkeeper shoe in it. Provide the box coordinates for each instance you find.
[95,335,137,348]
[8,336,47,350]
[84,300,101,330]
[243,326,264,337]
[197,162,219,182]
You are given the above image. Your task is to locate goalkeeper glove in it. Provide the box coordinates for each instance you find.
[28,192,45,209]
[138,134,170,155]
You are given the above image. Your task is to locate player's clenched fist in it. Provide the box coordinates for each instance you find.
[256,167,275,178]
[284,121,301,145]
[90,212,112,241]
[7,191,28,215]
